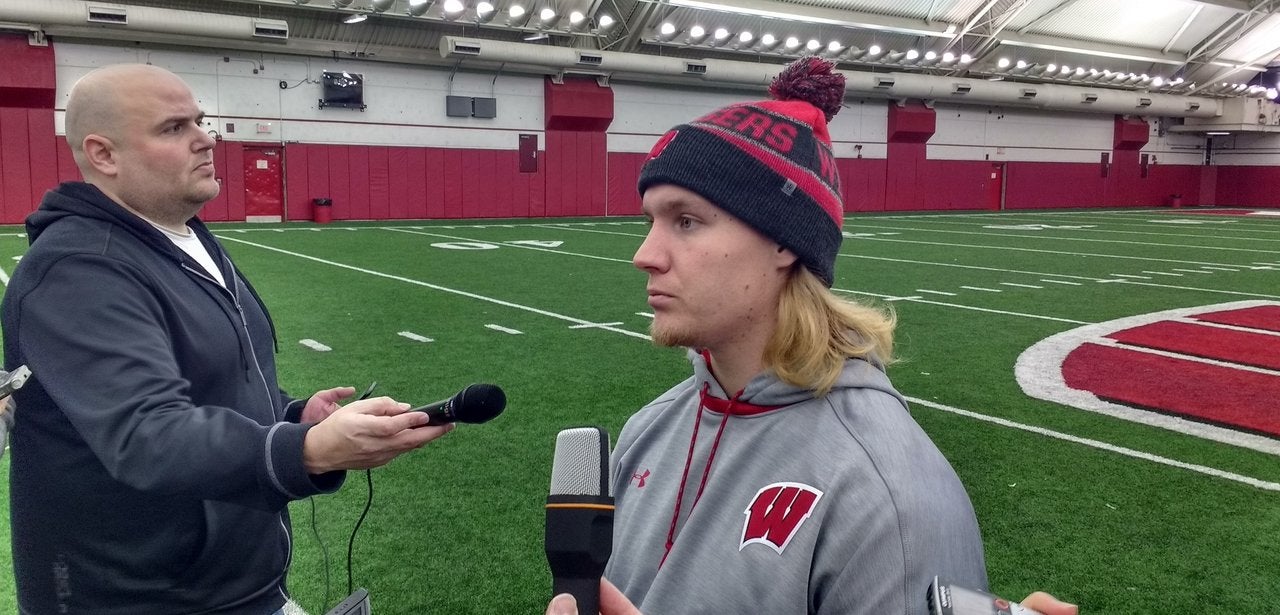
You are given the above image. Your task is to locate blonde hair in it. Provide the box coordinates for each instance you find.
[763,265,896,396]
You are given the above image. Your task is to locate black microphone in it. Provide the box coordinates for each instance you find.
[545,427,614,615]
[410,383,506,426]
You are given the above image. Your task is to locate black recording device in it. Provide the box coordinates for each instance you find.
[928,577,1045,615]
[545,426,614,615]
[410,383,506,426]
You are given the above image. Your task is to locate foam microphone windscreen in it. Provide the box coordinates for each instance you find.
[546,427,614,615]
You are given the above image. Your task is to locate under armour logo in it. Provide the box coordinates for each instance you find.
[740,482,823,554]
[631,469,651,488]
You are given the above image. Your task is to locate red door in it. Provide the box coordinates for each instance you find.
[987,163,1004,210]
[243,146,284,221]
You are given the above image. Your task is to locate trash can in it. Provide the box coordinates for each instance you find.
[1169,194,1182,208]
[312,198,332,224]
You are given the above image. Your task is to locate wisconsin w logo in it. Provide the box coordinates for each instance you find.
[740,482,824,554]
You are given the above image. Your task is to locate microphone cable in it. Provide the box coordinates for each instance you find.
[308,496,332,610]
[347,468,375,596]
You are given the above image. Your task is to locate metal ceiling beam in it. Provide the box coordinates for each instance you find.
[1163,5,1202,54]
[615,0,659,53]
[948,0,1035,68]
[1016,0,1079,35]
[1178,0,1279,75]
[1189,41,1280,93]
[1188,0,1251,11]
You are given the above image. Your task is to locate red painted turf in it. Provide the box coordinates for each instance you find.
[1063,343,1280,438]
[1192,306,1280,334]
[1107,320,1280,371]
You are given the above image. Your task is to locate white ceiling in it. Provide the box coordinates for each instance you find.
[7,0,1280,98]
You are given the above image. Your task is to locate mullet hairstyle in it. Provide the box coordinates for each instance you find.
[764,265,897,396]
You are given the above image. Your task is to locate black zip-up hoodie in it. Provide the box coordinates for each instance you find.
[3,182,344,614]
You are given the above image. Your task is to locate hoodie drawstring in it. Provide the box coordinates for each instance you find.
[661,382,735,569]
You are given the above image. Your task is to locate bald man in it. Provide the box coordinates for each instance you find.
[2,64,450,614]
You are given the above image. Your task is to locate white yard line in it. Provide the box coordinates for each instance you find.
[908,397,1280,492]
[1117,281,1280,300]
[834,288,1091,324]
[856,236,1246,267]
[916,289,958,296]
[1172,268,1214,274]
[961,285,1003,293]
[1000,282,1044,289]
[1178,317,1280,337]
[386,227,634,264]
[1141,271,1183,277]
[485,324,523,335]
[217,235,653,340]
[1039,279,1083,286]
[851,222,1280,255]
[0,263,9,286]
[299,339,331,352]
[1092,337,1280,376]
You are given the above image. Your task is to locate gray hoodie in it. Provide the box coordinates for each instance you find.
[606,350,987,614]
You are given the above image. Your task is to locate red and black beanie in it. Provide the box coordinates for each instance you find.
[638,56,846,286]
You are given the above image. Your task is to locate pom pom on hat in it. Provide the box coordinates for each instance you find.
[768,56,847,122]
[637,56,848,286]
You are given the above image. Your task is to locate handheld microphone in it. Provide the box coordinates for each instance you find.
[411,383,506,426]
[545,427,614,615]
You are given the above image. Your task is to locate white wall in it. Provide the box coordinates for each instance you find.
[1211,132,1280,165]
[45,40,1259,168]
[53,42,546,149]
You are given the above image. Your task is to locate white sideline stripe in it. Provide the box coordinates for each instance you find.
[0,264,9,286]
[635,312,654,319]
[299,339,331,352]
[835,288,1091,324]
[386,228,633,264]
[1201,266,1239,272]
[1110,273,1152,279]
[838,254,1104,281]
[1093,337,1280,376]
[852,221,1280,255]
[878,216,1280,243]
[916,289,957,296]
[858,236,1252,266]
[884,295,923,302]
[215,236,653,341]
[907,397,1280,492]
[1120,281,1280,300]
[961,285,1003,293]
[485,324,523,335]
[1040,279,1082,285]
[1000,282,1044,289]
[569,321,624,329]
[398,331,434,343]
[1172,268,1214,274]
[1142,271,1183,277]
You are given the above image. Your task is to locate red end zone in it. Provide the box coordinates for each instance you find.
[1017,302,1280,453]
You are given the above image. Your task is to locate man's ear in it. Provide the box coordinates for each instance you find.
[774,245,798,269]
[81,134,119,178]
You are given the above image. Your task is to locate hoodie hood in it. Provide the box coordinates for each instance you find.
[687,347,906,411]
[27,182,188,263]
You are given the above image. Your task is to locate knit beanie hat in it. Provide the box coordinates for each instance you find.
[638,56,846,286]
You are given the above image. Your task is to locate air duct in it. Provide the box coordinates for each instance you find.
[0,0,288,42]
[434,36,1223,119]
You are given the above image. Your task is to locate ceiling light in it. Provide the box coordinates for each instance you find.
[1152,76,1164,87]
[569,11,585,24]
[1016,60,1027,69]
[370,0,393,11]
[539,7,556,22]
[1059,65,1071,74]
[442,0,464,14]
[667,0,953,38]
[660,22,676,36]
[942,52,955,63]
[741,31,755,44]
[1046,63,1057,73]
[997,58,1011,68]
[343,13,367,23]
[960,53,972,63]
[924,50,938,61]
[1267,88,1278,100]
[760,33,775,45]
[905,49,920,60]
[806,39,821,51]
[784,36,801,49]
[476,2,495,19]
[714,27,731,40]
[690,25,705,38]
[827,40,841,52]
[867,44,883,56]
[1206,131,1230,135]
[406,0,431,16]
[508,5,525,18]
[598,14,614,29]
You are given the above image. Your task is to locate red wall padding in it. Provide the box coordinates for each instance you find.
[0,108,62,224]
[1113,116,1150,150]
[1216,165,1280,207]
[0,34,56,109]
[545,77,614,132]
[278,143,549,221]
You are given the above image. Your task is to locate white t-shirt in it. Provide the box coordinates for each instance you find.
[147,221,227,288]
